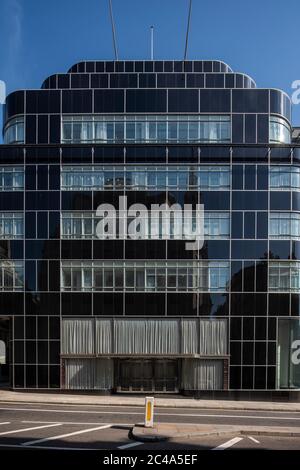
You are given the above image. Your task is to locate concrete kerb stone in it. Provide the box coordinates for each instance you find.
[130,424,300,443]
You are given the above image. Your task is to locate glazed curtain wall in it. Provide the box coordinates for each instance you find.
[61,318,228,356]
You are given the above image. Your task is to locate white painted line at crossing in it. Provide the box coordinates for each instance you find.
[248,436,260,444]
[0,422,10,426]
[0,423,62,437]
[22,424,112,446]
[212,437,244,450]
[0,443,96,450]
[21,420,132,427]
[118,441,143,450]
[0,406,141,416]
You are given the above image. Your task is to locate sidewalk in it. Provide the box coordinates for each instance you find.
[1,389,300,412]
[131,423,300,442]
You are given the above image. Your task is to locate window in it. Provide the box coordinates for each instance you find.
[0,260,24,291]
[0,212,23,239]
[61,115,231,144]
[269,116,291,144]
[0,340,5,364]
[204,212,230,239]
[269,261,300,291]
[3,117,24,144]
[270,166,300,190]
[0,167,24,191]
[61,166,230,191]
[61,261,230,292]
[278,319,300,389]
[61,211,229,240]
[269,213,300,239]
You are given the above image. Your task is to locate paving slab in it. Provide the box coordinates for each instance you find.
[1,390,300,412]
[131,423,300,442]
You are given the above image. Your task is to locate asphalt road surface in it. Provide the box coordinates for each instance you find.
[0,401,299,451]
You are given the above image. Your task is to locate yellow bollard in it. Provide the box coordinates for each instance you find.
[145,396,154,428]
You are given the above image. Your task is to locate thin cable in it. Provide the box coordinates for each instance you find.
[108,0,119,60]
[184,0,192,61]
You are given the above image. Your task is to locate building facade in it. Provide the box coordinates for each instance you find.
[1,59,300,396]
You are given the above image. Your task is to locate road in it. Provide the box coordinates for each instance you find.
[0,401,299,451]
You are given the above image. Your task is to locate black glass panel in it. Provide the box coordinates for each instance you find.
[168,90,199,112]
[62,90,92,113]
[232,191,268,210]
[270,192,290,210]
[230,317,242,340]
[257,115,269,143]
[269,294,290,315]
[157,74,185,88]
[93,293,123,316]
[110,74,137,88]
[62,293,92,316]
[91,74,109,88]
[167,293,197,316]
[269,241,290,259]
[139,74,156,88]
[232,114,244,143]
[231,293,267,315]
[5,91,24,121]
[186,74,204,88]
[26,90,60,114]
[126,90,166,113]
[232,90,268,113]
[231,240,268,259]
[232,147,269,162]
[200,90,230,112]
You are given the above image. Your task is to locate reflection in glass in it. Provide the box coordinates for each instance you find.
[61,261,229,292]
[61,115,231,144]
[61,165,230,191]
[278,319,300,388]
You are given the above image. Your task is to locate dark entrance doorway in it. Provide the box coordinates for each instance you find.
[0,318,11,388]
[115,359,179,393]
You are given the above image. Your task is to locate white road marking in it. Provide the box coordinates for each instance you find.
[0,423,62,436]
[0,406,141,415]
[0,422,10,426]
[118,441,143,450]
[0,407,300,421]
[22,420,132,427]
[0,443,96,450]
[248,436,260,444]
[22,424,112,446]
[212,437,244,450]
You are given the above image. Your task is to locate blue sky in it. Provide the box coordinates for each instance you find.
[0,0,300,138]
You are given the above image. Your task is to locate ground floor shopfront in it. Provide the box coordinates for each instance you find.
[61,318,228,393]
[62,357,227,393]
[2,316,300,394]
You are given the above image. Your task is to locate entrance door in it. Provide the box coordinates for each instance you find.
[116,359,179,393]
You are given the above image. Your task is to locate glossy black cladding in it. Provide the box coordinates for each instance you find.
[4,59,291,137]
[0,57,298,393]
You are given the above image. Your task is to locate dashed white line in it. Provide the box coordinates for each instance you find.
[118,441,143,450]
[22,424,112,446]
[0,423,62,437]
[0,422,10,426]
[212,437,244,450]
[248,436,260,444]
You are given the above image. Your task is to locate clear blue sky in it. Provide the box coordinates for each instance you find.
[1,0,300,139]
